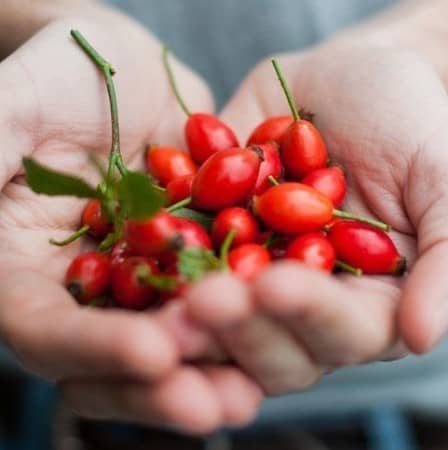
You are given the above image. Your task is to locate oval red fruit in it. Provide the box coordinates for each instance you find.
[65,251,111,304]
[281,121,327,179]
[302,166,346,207]
[186,113,239,164]
[252,142,283,195]
[146,146,196,186]
[111,257,160,310]
[228,244,271,282]
[212,207,259,250]
[192,147,262,211]
[109,240,134,267]
[124,211,182,257]
[253,182,333,234]
[246,116,293,146]
[166,174,194,205]
[286,233,336,272]
[328,220,406,275]
[82,199,113,239]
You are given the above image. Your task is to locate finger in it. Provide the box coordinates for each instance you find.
[253,262,400,366]
[186,273,322,395]
[153,301,227,362]
[0,271,178,381]
[399,240,448,353]
[60,367,223,435]
[202,366,263,427]
[220,53,305,142]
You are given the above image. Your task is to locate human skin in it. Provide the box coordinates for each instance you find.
[184,0,448,394]
[1,0,448,432]
[0,2,262,433]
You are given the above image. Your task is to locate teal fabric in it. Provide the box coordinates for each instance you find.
[106,0,393,107]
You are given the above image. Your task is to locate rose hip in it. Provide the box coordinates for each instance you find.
[111,257,160,310]
[146,145,197,186]
[328,220,406,275]
[109,240,134,267]
[246,116,293,146]
[228,244,271,282]
[272,59,327,179]
[192,147,262,211]
[65,251,111,304]
[286,233,336,272]
[82,199,112,238]
[302,166,346,207]
[254,182,333,234]
[212,207,259,250]
[166,174,194,205]
[162,47,239,164]
[124,211,183,257]
[252,142,283,195]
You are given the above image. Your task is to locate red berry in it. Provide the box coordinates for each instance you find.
[109,240,134,267]
[302,166,346,207]
[252,142,283,195]
[160,217,212,266]
[65,251,111,304]
[281,120,328,179]
[286,233,336,272]
[159,263,188,302]
[111,257,160,310]
[212,207,259,250]
[146,145,197,186]
[124,211,183,257]
[186,113,239,164]
[253,183,333,234]
[246,115,293,146]
[192,147,262,211]
[328,221,406,275]
[81,199,112,238]
[228,244,271,282]
[166,174,194,205]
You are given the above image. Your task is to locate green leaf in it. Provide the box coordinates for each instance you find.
[117,171,166,220]
[178,247,223,282]
[23,158,101,199]
[171,208,214,231]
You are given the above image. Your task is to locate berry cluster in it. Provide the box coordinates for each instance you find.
[24,31,406,311]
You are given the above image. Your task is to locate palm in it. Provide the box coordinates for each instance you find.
[0,17,212,281]
[213,44,448,376]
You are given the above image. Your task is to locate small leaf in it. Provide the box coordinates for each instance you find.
[23,158,101,199]
[178,247,223,282]
[172,208,214,231]
[117,171,166,220]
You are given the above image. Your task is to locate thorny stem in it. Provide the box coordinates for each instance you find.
[71,30,127,188]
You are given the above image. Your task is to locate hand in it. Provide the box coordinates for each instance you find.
[184,41,448,395]
[0,12,262,432]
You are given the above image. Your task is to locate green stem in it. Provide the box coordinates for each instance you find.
[71,30,127,186]
[162,45,191,116]
[333,210,390,232]
[263,232,277,248]
[166,196,192,213]
[268,175,280,186]
[50,225,90,246]
[220,229,237,264]
[271,58,301,121]
[335,260,363,276]
[152,184,166,193]
[137,265,178,291]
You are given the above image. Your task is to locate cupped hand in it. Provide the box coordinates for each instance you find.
[0,12,262,432]
[185,42,448,395]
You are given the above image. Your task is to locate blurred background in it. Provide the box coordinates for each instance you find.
[2,1,448,448]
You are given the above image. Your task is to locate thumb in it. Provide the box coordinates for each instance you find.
[398,126,448,353]
[220,53,304,144]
